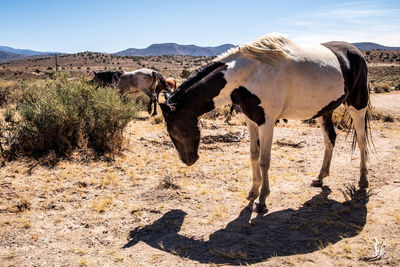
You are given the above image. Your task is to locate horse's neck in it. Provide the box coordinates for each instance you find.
[178,67,233,117]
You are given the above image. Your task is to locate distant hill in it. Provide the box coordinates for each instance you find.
[352,42,400,51]
[0,46,60,63]
[0,51,27,63]
[115,43,236,56]
[0,46,56,56]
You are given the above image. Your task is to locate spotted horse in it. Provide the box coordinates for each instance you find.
[160,34,371,213]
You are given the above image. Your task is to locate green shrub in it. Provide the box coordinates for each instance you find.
[180,69,191,79]
[1,72,140,158]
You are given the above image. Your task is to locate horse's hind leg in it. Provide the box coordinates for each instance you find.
[245,118,261,203]
[345,105,369,188]
[312,112,336,187]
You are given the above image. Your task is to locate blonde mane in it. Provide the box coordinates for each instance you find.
[215,34,296,64]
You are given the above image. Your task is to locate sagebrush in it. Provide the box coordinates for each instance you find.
[0,73,141,158]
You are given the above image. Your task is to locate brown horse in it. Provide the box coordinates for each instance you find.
[93,69,175,116]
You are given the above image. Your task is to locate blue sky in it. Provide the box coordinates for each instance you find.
[1,0,399,53]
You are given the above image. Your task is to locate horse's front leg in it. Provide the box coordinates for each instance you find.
[147,99,153,114]
[245,118,261,204]
[255,119,274,213]
[151,93,159,116]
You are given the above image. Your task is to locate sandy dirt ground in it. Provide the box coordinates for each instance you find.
[1,94,400,266]
[371,91,400,119]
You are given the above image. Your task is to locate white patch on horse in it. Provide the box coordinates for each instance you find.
[213,37,346,121]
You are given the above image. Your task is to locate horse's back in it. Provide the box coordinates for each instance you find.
[240,43,346,120]
[119,68,156,94]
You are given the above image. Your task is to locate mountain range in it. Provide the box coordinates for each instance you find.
[1,42,399,63]
[115,43,235,56]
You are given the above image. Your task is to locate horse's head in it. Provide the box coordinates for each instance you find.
[160,103,200,166]
[165,78,177,91]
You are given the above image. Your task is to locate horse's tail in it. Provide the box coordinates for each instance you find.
[152,71,172,94]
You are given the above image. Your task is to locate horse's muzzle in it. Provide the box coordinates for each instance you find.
[182,154,199,166]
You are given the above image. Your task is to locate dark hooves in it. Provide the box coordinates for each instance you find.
[253,203,267,214]
[358,180,369,188]
[311,179,323,187]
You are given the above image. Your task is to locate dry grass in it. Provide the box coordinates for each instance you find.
[91,197,113,213]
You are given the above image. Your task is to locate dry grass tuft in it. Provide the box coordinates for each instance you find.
[158,174,181,190]
[211,247,247,260]
[373,82,392,93]
[92,197,113,213]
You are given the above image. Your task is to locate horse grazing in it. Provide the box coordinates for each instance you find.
[160,34,371,213]
[93,69,175,116]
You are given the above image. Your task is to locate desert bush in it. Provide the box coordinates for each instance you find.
[180,69,191,79]
[0,79,16,106]
[394,81,400,91]
[1,72,139,158]
[332,106,352,130]
[202,106,231,120]
[373,82,392,93]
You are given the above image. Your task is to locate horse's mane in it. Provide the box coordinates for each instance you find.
[167,61,226,103]
[215,34,296,64]
[152,71,172,93]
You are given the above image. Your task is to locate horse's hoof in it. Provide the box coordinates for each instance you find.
[311,179,323,187]
[358,180,369,188]
[253,203,267,214]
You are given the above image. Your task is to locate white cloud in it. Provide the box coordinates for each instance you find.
[279,1,400,46]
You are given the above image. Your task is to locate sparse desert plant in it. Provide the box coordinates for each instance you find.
[0,79,16,106]
[373,82,391,93]
[332,106,352,130]
[1,72,140,158]
[180,69,191,79]
[395,81,400,91]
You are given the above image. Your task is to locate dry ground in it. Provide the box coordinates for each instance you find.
[1,94,400,266]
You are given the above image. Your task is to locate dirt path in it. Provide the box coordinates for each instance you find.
[371,91,400,119]
[1,109,400,266]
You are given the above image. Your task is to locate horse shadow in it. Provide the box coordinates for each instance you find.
[123,186,369,265]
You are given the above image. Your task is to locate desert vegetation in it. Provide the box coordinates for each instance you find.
[0,73,141,161]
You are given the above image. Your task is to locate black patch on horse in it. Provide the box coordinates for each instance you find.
[311,93,346,119]
[310,42,368,119]
[168,62,227,104]
[167,62,228,116]
[322,42,369,110]
[230,86,265,126]
[322,112,336,146]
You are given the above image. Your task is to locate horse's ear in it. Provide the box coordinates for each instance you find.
[93,71,97,75]
[172,79,177,90]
